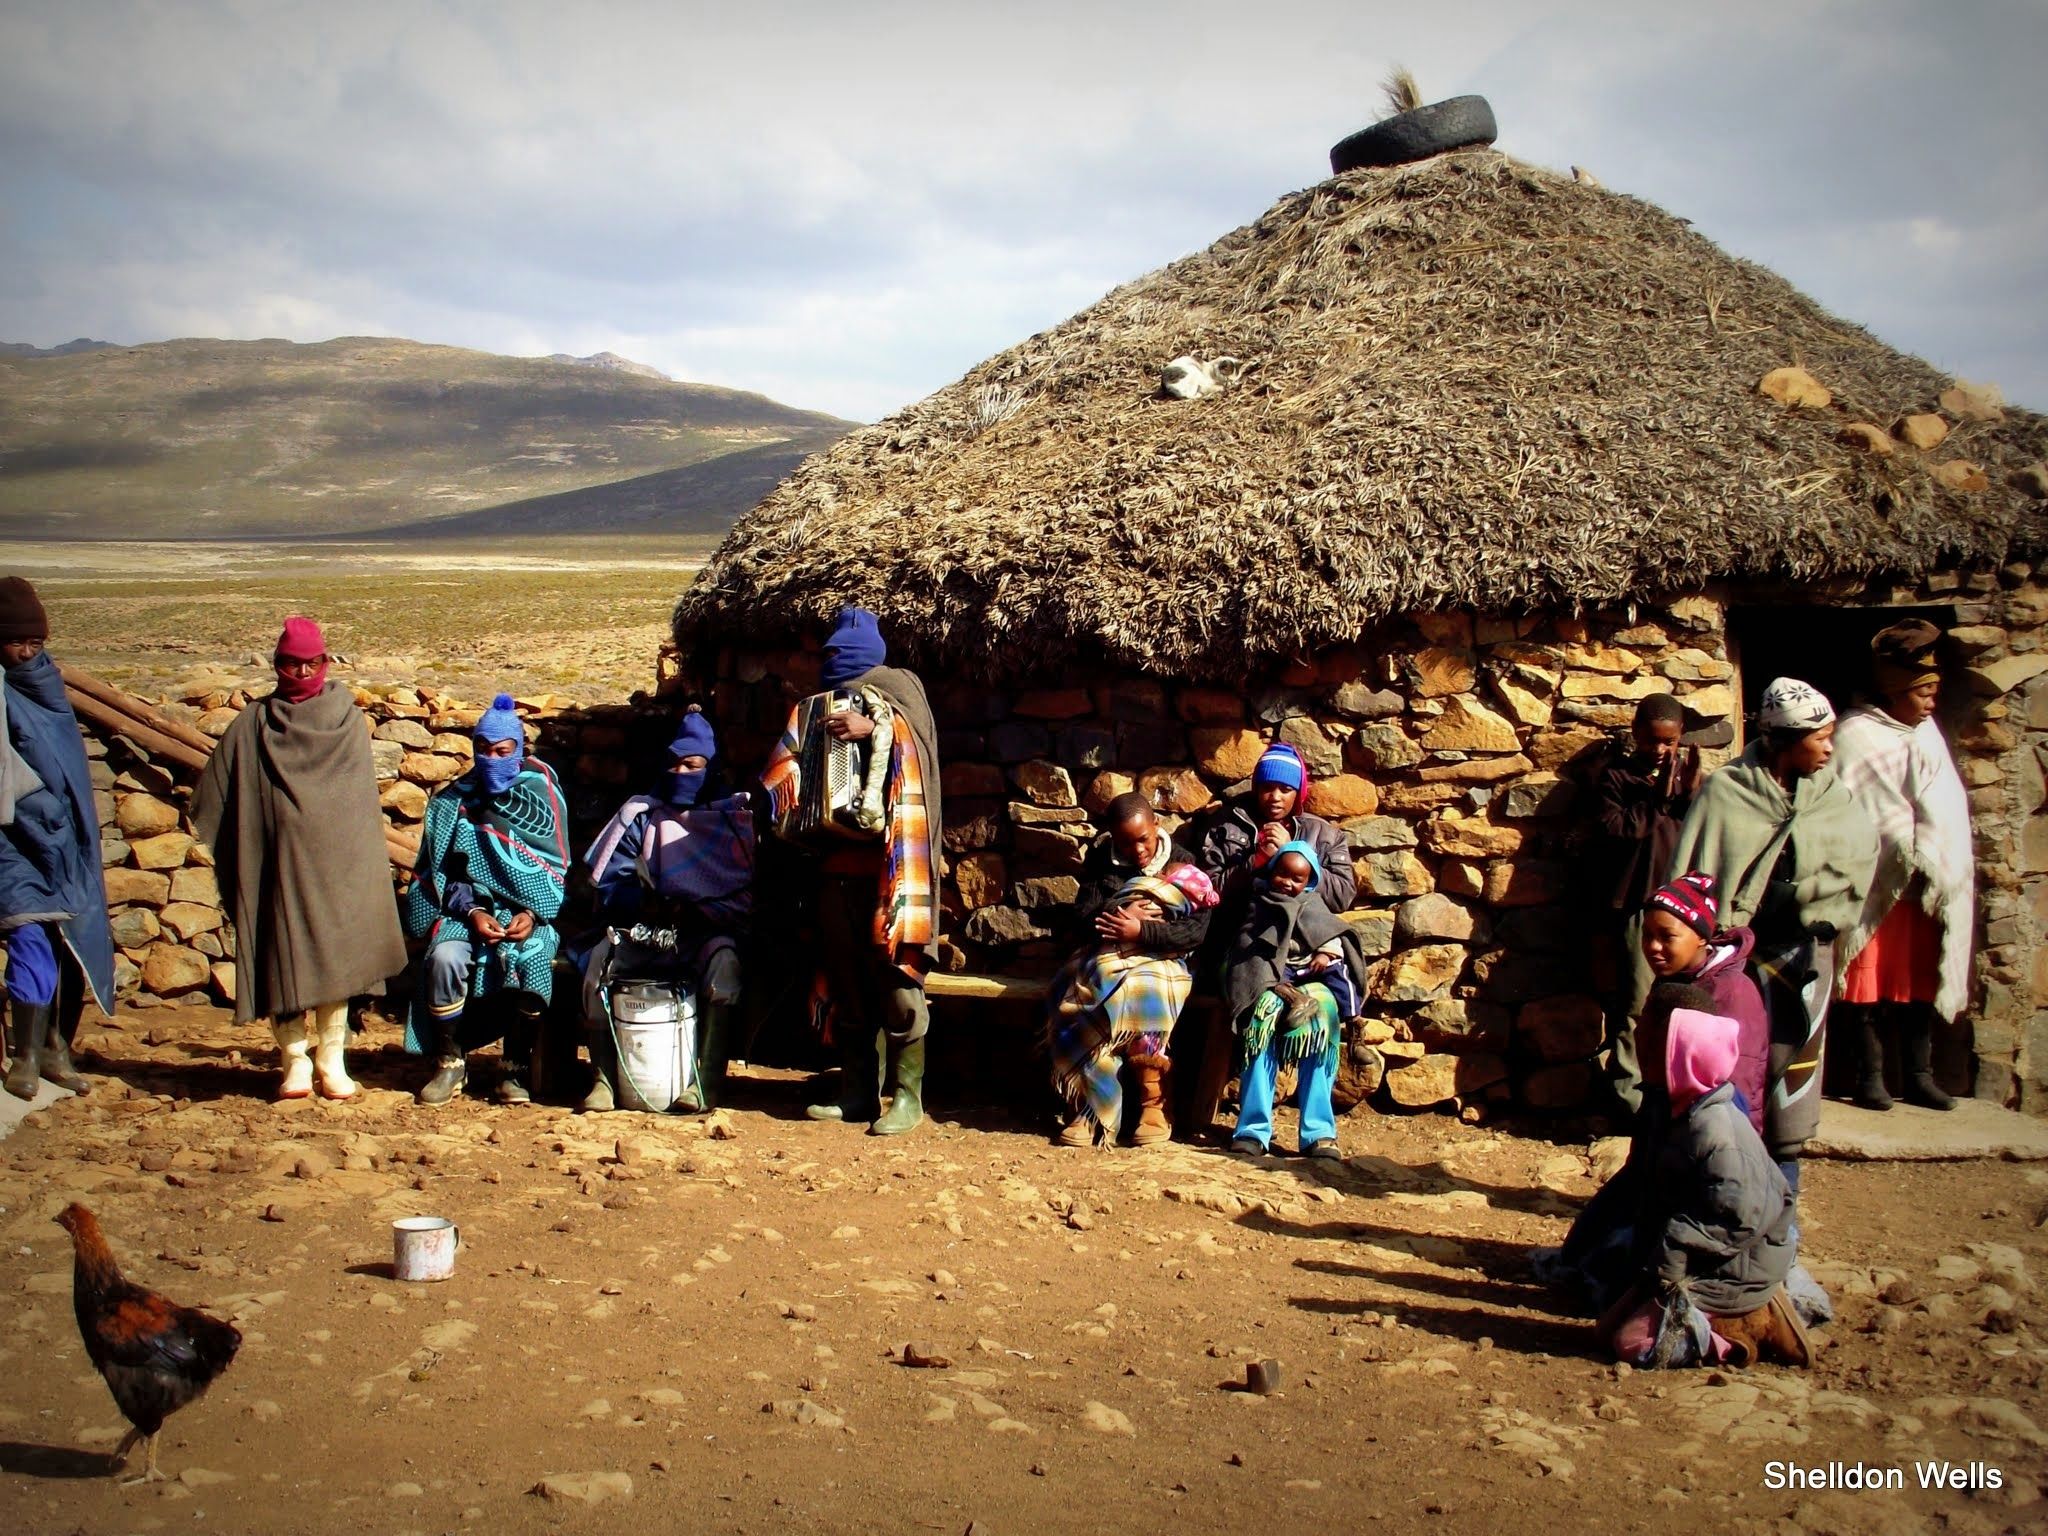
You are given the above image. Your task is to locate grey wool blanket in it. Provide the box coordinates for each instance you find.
[193,681,407,1022]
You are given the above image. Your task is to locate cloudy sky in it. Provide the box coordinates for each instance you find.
[2,0,2043,422]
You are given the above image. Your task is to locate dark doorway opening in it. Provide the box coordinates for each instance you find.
[1726,598,1975,1098]
[1726,602,1962,731]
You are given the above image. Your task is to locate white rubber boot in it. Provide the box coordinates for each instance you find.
[274,1016,313,1100]
[311,1002,356,1101]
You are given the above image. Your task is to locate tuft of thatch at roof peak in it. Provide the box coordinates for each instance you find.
[677,151,2048,683]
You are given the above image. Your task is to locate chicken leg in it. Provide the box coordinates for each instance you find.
[111,1424,165,1483]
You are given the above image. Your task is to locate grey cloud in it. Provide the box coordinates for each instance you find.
[0,0,2042,420]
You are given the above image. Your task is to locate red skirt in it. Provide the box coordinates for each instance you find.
[1840,897,1941,1005]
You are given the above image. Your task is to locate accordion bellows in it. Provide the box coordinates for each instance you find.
[776,687,894,846]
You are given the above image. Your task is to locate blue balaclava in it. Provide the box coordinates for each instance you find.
[473,692,525,796]
[821,606,887,690]
[666,708,717,806]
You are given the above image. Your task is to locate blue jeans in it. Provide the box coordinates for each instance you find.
[5,922,60,1006]
[1235,1039,1338,1151]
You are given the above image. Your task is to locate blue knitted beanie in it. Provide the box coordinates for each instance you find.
[669,706,717,761]
[475,692,524,746]
[821,606,887,689]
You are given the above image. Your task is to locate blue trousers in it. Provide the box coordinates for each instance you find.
[5,922,60,1006]
[1234,1038,1338,1150]
[424,938,474,1016]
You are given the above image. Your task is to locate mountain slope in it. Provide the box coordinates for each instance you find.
[372,432,844,539]
[0,336,852,538]
[0,339,118,359]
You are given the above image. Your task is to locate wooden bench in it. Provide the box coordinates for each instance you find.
[923,970,1237,1133]
[925,972,1052,1001]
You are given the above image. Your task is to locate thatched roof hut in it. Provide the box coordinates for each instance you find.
[677,150,2045,682]
[675,145,2048,1119]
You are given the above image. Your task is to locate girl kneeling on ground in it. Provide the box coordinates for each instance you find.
[1599,987,1813,1368]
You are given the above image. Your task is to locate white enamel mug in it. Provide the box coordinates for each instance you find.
[392,1215,461,1282]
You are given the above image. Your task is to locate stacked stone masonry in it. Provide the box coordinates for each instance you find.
[56,568,2048,1119]
[705,574,2048,1120]
[77,681,675,1016]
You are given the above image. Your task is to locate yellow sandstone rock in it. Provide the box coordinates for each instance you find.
[1758,366,1831,408]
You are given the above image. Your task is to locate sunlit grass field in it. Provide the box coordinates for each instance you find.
[15,536,716,702]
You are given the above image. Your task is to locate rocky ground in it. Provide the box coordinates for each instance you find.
[2,1005,2045,1536]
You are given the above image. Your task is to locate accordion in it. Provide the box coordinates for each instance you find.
[776,687,895,847]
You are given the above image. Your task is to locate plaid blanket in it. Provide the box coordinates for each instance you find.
[584,791,755,929]
[400,761,570,1052]
[759,698,810,826]
[1047,874,1195,1135]
[765,695,935,981]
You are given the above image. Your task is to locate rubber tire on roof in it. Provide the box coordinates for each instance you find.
[1328,95,1498,174]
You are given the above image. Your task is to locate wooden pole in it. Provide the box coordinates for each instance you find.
[64,687,210,775]
[59,664,216,756]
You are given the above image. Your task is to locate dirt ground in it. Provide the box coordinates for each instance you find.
[2,1005,2045,1536]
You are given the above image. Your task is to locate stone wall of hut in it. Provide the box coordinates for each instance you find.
[705,570,2048,1119]
[63,564,2048,1118]
[81,682,678,1011]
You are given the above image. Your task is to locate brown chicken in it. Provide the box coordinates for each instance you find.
[54,1203,242,1482]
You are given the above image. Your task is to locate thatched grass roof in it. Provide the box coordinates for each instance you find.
[677,151,2048,682]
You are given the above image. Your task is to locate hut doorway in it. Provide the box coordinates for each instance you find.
[1726,602,1961,725]
[1726,598,1977,1097]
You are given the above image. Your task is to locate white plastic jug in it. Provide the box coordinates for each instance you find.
[392,1215,460,1282]
[610,981,697,1113]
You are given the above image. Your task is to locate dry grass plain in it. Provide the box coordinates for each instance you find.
[10,537,715,702]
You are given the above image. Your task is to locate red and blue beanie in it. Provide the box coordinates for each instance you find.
[1646,871,1719,938]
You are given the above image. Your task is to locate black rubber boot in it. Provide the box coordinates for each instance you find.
[807,1027,883,1123]
[38,1003,90,1095]
[57,965,86,1051]
[418,1057,466,1106]
[679,1001,733,1114]
[1901,1005,1956,1111]
[1850,1008,1892,1112]
[579,1027,616,1113]
[496,997,540,1105]
[869,1036,926,1137]
[417,1009,467,1107]
[4,1001,48,1101]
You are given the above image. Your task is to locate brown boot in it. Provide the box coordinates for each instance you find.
[1710,1307,1768,1367]
[1130,1053,1172,1146]
[1713,1290,1813,1369]
[1056,1114,1096,1148]
[1758,1288,1815,1367]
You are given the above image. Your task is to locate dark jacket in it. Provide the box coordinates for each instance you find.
[1194,798,1356,914]
[1222,878,1371,1025]
[1676,927,1769,1136]
[1642,1082,1797,1315]
[1069,835,1211,954]
[1592,746,1692,912]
